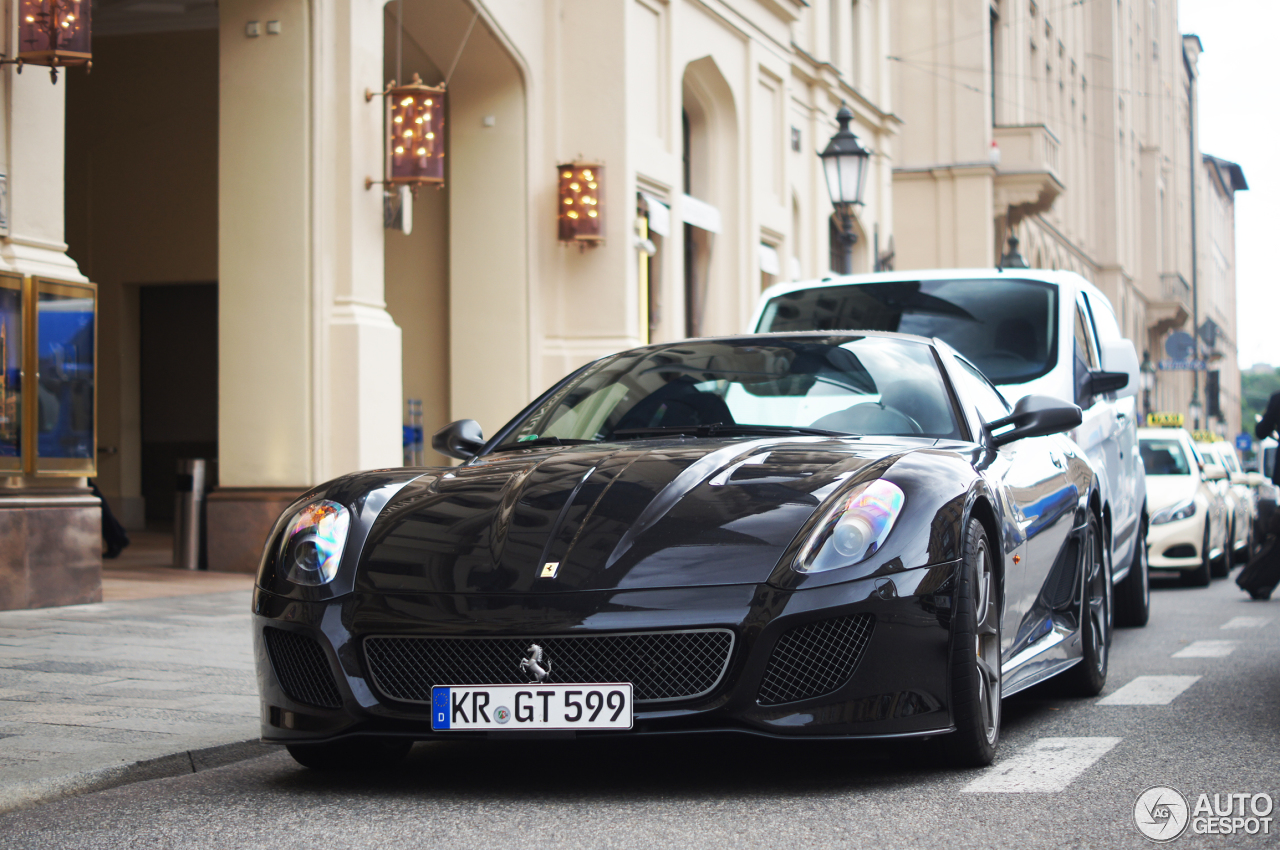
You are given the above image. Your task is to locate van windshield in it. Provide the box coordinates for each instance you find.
[757,279,1058,384]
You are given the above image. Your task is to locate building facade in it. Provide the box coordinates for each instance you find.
[1,0,897,606]
[889,0,1244,437]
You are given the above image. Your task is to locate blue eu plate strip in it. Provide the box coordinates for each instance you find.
[432,687,450,730]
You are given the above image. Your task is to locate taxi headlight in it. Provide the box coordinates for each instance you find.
[797,479,906,573]
[1151,498,1196,525]
[278,500,351,585]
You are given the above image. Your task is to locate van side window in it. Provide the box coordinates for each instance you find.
[1073,301,1099,408]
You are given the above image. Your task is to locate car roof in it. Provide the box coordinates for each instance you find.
[629,329,944,350]
[758,267,1107,308]
[1137,427,1192,442]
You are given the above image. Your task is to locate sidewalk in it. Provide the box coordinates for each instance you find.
[0,536,267,812]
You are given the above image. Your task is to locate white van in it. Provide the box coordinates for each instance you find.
[751,269,1149,626]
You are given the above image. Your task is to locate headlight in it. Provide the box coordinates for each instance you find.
[796,479,906,573]
[278,500,351,585]
[1151,498,1196,525]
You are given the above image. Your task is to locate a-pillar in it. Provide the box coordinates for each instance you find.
[214,0,402,573]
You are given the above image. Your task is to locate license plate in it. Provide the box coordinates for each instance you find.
[431,683,633,731]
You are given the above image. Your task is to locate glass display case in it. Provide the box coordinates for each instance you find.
[32,278,96,475]
[0,276,96,476]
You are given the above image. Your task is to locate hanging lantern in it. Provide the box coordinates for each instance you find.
[557,162,604,245]
[382,73,445,191]
[17,0,91,82]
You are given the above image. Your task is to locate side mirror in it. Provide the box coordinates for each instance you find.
[1098,338,1140,399]
[432,419,485,460]
[1088,370,1130,396]
[988,394,1083,447]
[1245,472,1266,487]
[1201,464,1227,482]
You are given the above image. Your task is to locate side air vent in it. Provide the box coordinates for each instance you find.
[263,627,343,709]
[757,615,874,706]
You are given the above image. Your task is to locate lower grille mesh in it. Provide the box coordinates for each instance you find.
[264,627,343,709]
[365,630,734,704]
[757,615,874,706]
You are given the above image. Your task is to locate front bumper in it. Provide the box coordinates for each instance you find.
[253,560,962,744]
[1147,513,1205,570]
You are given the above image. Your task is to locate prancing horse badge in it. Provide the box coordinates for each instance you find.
[540,561,560,579]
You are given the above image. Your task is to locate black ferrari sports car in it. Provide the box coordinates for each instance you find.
[253,331,1109,769]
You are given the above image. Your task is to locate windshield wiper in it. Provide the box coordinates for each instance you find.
[611,424,847,440]
[491,437,598,452]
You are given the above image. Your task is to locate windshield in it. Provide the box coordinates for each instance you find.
[1140,438,1192,476]
[757,279,1058,384]
[495,336,962,449]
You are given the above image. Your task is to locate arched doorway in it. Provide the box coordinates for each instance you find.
[681,57,738,338]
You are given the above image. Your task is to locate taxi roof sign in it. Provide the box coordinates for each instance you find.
[1146,412,1184,427]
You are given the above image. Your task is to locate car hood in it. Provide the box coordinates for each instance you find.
[354,437,927,594]
[1145,475,1200,512]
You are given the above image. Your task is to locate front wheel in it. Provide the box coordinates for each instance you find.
[944,519,1002,767]
[1114,520,1150,627]
[1062,515,1110,696]
[1182,521,1213,587]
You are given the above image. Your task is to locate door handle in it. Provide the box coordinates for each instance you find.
[1115,411,1126,421]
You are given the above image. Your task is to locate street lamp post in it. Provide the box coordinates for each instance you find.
[820,105,871,275]
[1189,397,1203,432]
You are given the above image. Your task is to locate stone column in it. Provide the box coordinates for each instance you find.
[213,0,401,573]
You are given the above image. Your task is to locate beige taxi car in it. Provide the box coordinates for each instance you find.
[1139,427,1228,587]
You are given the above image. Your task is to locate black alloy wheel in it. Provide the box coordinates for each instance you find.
[944,518,1002,767]
[286,737,414,770]
[1182,521,1213,587]
[1063,514,1110,696]
[1213,520,1234,578]
[1114,518,1150,627]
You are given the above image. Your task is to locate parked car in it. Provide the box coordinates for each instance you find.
[1138,427,1229,586]
[751,269,1150,625]
[255,332,1105,771]
[1197,440,1258,569]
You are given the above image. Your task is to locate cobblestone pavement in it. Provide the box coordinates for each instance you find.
[0,589,259,810]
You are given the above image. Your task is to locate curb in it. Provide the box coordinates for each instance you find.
[0,739,274,815]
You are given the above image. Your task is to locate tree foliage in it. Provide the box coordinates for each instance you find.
[1242,367,1280,438]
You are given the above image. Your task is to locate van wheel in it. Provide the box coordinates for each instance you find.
[1212,521,1233,578]
[1115,520,1150,627]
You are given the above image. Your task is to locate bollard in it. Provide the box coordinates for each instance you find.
[173,458,208,570]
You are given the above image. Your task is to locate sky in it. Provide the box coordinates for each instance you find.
[1178,0,1278,369]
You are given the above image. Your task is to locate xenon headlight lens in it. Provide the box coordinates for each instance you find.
[797,479,906,573]
[278,500,350,585]
[1151,498,1196,525]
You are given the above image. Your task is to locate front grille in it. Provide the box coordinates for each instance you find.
[264,627,343,709]
[364,630,734,705]
[757,615,874,706]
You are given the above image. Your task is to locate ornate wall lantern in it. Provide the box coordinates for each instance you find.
[367,73,445,193]
[15,0,92,83]
[558,162,604,245]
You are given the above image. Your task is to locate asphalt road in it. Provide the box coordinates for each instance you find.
[1,569,1277,849]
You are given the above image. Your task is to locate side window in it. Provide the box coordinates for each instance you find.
[952,356,1012,426]
[1073,298,1099,408]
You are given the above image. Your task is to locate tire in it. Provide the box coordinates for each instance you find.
[285,737,413,770]
[944,518,1001,768]
[1182,522,1212,587]
[1213,521,1233,578]
[1114,519,1150,627]
[1061,514,1110,696]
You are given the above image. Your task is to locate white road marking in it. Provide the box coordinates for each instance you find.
[1221,616,1271,630]
[962,737,1121,793]
[1097,675,1201,705]
[1172,640,1237,658]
